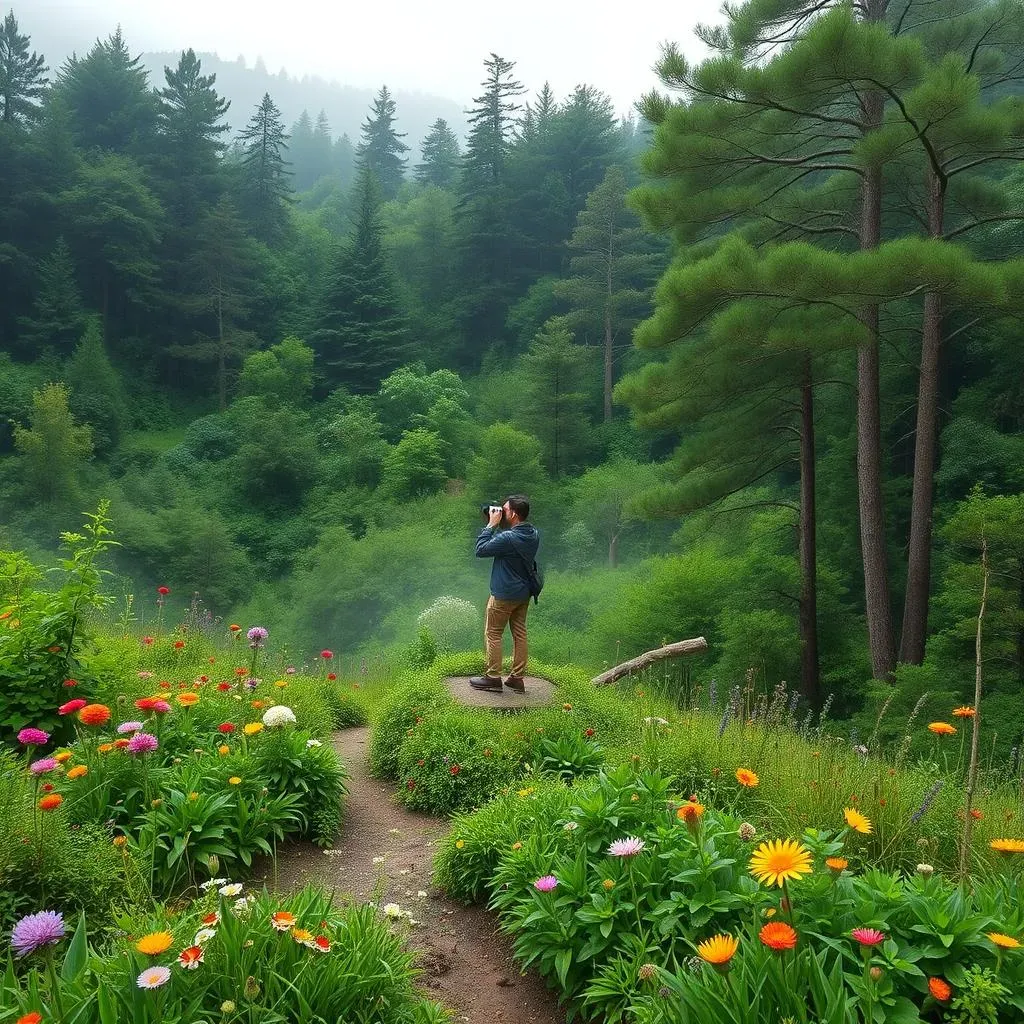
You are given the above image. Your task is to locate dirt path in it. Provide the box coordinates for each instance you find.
[265,726,564,1024]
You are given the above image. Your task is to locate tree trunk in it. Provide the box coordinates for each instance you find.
[592,637,708,686]
[217,283,227,413]
[900,165,946,664]
[799,356,821,707]
[856,74,896,680]
[609,531,619,569]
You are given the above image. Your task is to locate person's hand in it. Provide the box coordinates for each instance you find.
[488,506,503,528]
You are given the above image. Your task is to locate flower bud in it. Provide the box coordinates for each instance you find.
[916,863,934,878]
[870,966,883,982]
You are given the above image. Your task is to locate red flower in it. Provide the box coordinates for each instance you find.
[157,586,170,595]
[135,697,159,711]
[970,809,983,820]
[199,675,208,683]
[327,672,336,681]
[63,678,78,688]
[217,682,232,691]
[48,646,62,654]
[218,723,236,734]
[584,728,595,738]
[159,681,170,689]
[42,783,55,793]
[17,1012,43,1024]
[173,641,184,650]
[58,699,88,716]
[928,977,952,1002]
[450,764,460,776]
[142,636,154,645]
[321,649,333,659]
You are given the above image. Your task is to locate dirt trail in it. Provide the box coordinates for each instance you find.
[266,726,564,1024]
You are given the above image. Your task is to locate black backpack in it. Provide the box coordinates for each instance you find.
[508,536,544,604]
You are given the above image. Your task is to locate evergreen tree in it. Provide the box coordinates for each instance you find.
[356,86,408,200]
[237,92,291,241]
[64,317,127,452]
[0,11,47,125]
[332,132,356,187]
[289,108,316,191]
[463,54,525,187]
[415,118,460,188]
[311,110,333,184]
[311,167,410,392]
[56,27,156,153]
[17,236,87,356]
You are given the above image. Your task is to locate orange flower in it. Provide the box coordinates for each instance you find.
[735,768,759,788]
[676,801,705,824]
[990,838,1024,855]
[113,739,130,749]
[759,921,797,951]
[825,856,848,874]
[176,692,199,707]
[987,932,1021,949]
[98,742,114,753]
[271,911,296,932]
[970,809,983,820]
[78,703,111,726]
[54,751,73,764]
[66,765,88,780]
[113,836,127,847]
[39,794,63,811]
[928,977,952,1002]
[928,722,956,736]
[218,744,230,756]
[229,624,241,632]
[136,931,173,955]
[844,807,873,835]
[696,933,738,967]
[17,1014,43,1024]
[952,706,975,718]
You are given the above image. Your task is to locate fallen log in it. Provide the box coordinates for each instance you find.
[591,637,708,687]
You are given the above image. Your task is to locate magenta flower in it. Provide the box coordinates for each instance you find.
[29,757,58,776]
[533,875,559,892]
[151,700,171,714]
[17,728,50,746]
[247,626,268,648]
[126,732,159,755]
[11,910,65,957]
[608,836,646,857]
[851,928,886,947]
[117,721,144,734]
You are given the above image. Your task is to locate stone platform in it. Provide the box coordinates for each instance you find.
[444,675,556,709]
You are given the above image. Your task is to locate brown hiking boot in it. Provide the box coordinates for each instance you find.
[469,676,503,692]
[503,675,526,693]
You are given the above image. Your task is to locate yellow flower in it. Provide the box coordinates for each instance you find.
[990,838,1024,855]
[696,933,738,966]
[98,743,114,754]
[113,835,127,847]
[188,792,199,801]
[455,840,465,849]
[66,765,88,780]
[749,839,814,887]
[54,751,73,764]
[218,744,230,756]
[602,879,615,890]
[735,768,759,788]
[135,931,173,955]
[291,927,315,947]
[517,787,535,797]
[244,722,263,736]
[228,777,242,786]
[177,692,200,707]
[928,722,956,736]
[987,932,1021,949]
[844,807,873,835]
[275,680,288,688]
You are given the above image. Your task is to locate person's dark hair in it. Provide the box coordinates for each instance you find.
[506,494,530,520]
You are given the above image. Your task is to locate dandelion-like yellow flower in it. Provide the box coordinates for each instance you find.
[228,777,242,786]
[243,722,263,736]
[928,722,956,736]
[844,807,873,835]
[825,856,848,874]
[696,933,738,966]
[990,838,1024,855]
[987,932,1021,949]
[135,931,173,955]
[952,706,975,718]
[735,768,759,788]
[176,692,199,707]
[455,840,465,849]
[749,839,813,887]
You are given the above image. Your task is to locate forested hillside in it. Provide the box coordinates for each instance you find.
[1,3,1022,741]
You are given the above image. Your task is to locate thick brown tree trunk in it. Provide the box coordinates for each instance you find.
[799,356,821,707]
[900,166,946,664]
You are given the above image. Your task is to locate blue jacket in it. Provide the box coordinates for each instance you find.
[475,522,540,601]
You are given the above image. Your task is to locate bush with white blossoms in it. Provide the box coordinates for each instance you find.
[262,705,297,728]
[416,595,479,653]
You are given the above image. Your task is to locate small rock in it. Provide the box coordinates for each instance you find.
[496,977,515,988]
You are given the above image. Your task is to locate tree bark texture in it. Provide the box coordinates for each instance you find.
[592,637,709,686]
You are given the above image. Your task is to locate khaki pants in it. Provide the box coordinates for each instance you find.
[484,596,529,678]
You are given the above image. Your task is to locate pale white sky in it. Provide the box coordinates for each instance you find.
[25,0,721,116]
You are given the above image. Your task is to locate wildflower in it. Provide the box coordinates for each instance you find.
[127,733,159,755]
[151,700,172,714]
[749,839,813,887]
[911,780,944,824]
[216,744,229,756]
[261,705,296,728]
[275,680,288,688]
[844,807,873,835]
[228,777,242,786]
[759,922,798,951]
[177,692,199,707]
[18,727,50,745]
[270,911,296,931]
[870,966,884,981]
[200,878,227,890]
[696,934,738,968]
[970,809,983,820]
[217,682,232,692]
[219,883,243,897]
[291,927,315,947]
[11,910,65,956]
[113,835,127,847]
[990,838,1024,855]
[176,945,204,969]
[193,928,217,944]
[851,928,886,947]
[157,586,170,595]
[321,650,333,659]
[738,822,756,841]
[928,977,952,1002]
[825,857,848,874]
[449,764,461,776]
[117,721,144,734]
[952,707,975,718]
[137,966,171,989]
[735,768,759,788]
[608,836,646,857]
[29,758,57,776]
[602,879,614,890]
[77,704,111,726]
[987,932,1021,949]
[99,743,115,753]
[313,935,331,953]
[563,821,579,832]
[306,739,322,748]
[135,697,159,711]
[217,722,237,735]
[66,765,88,780]
[54,751,72,763]
[382,903,403,919]
[244,976,260,1000]
[533,876,558,892]
[511,842,522,851]
[455,840,465,849]
[677,801,704,825]
[917,863,934,877]
[373,856,385,865]
[39,794,63,811]
[243,723,263,736]
[928,722,956,736]
[136,931,173,955]
[229,624,241,632]
[327,672,336,680]
[562,702,573,711]
[17,1013,43,1024]
[173,641,184,650]
[638,963,658,981]
[202,912,220,926]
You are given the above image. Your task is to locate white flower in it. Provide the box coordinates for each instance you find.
[563,822,578,832]
[262,705,297,729]
[373,856,385,865]
[193,928,217,944]
[219,883,243,897]
[306,739,322,748]
[234,897,253,917]
[382,903,403,919]
[642,716,669,726]
[200,878,228,891]
[417,890,428,898]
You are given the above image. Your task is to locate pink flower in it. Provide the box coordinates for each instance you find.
[29,758,58,775]
[533,875,559,892]
[320,649,333,660]
[608,836,646,857]
[151,700,171,714]
[851,928,886,947]
[17,728,50,746]
[126,732,159,755]
[57,700,88,717]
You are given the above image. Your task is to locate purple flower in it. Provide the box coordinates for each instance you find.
[17,728,50,747]
[285,667,296,675]
[244,677,260,691]
[247,626,268,648]
[11,910,65,957]
[117,721,144,735]
[533,875,558,892]
[29,757,58,776]
[126,732,159,755]
[608,836,646,857]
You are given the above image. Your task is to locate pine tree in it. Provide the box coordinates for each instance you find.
[311,167,410,392]
[332,132,356,187]
[0,11,48,125]
[290,109,316,190]
[356,86,409,200]
[556,165,661,421]
[415,118,460,188]
[311,110,333,183]
[64,317,127,452]
[463,54,525,187]
[237,92,291,241]
[17,236,87,356]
